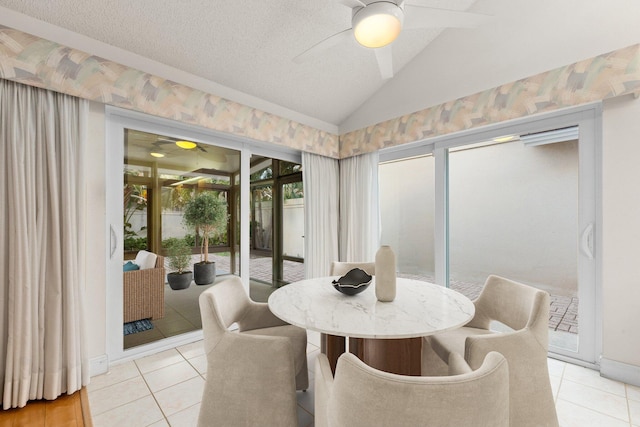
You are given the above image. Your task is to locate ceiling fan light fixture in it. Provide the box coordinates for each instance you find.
[175,140,197,149]
[149,151,165,158]
[353,2,404,48]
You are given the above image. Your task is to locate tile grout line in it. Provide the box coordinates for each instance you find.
[133,352,169,426]
[133,353,172,426]
[556,375,632,424]
[557,360,566,403]
[562,376,629,399]
[626,384,633,427]
[555,395,632,424]
[140,351,207,425]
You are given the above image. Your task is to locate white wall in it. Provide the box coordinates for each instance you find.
[84,101,107,364]
[379,155,436,275]
[449,140,578,293]
[283,198,305,258]
[379,140,578,295]
[129,200,305,257]
[602,95,640,368]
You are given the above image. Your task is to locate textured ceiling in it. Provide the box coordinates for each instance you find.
[0,0,478,129]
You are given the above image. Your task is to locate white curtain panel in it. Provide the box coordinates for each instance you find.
[0,79,89,408]
[302,152,340,278]
[339,152,379,262]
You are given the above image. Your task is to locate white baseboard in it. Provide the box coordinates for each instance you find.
[600,357,640,387]
[90,354,109,377]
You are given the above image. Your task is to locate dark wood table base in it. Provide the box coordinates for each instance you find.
[320,333,345,373]
[321,334,422,376]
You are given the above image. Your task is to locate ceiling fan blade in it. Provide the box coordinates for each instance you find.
[153,139,174,147]
[403,5,492,29]
[293,28,354,63]
[374,45,394,80]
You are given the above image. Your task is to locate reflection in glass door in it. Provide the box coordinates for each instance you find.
[250,182,274,283]
[281,179,304,284]
[249,156,304,300]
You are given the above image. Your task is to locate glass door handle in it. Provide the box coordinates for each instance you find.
[580,223,594,260]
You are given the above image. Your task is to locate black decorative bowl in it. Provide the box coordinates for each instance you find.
[332,268,372,296]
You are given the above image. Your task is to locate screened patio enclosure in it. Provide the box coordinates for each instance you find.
[124,130,304,285]
[122,129,304,349]
[124,128,240,273]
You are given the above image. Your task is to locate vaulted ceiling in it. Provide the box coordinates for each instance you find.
[0,0,639,135]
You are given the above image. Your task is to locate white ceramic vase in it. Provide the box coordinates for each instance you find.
[375,245,396,302]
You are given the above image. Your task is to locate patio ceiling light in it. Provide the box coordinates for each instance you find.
[150,152,165,158]
[176,140,197,149]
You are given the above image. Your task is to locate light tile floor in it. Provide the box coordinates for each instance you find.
[89,330,640,427]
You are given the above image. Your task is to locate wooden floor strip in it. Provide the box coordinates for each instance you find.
[80,388,93,427]
[0,388,91,427]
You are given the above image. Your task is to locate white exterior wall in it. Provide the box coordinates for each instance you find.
[448,140,578,293]
[380,140,578,295]
[283,198,305,259]
[379,156,436,275]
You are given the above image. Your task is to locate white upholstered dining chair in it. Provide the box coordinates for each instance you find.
[316,351,510,427]
[197,276,308,427]
[422,274,558,427]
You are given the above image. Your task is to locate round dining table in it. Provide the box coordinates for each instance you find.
[268,276,475,375]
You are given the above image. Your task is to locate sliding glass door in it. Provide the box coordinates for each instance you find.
[378,105,600,365]
[106,107,304,360]
[379,154,435,281]
[448,135,580,351]
[249,156,304,300]
[121,129,240,349]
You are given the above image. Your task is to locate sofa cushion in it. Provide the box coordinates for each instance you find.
[123,261,140,272]
[135,250,158,270]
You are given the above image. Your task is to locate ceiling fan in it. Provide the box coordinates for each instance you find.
[150,137,231,164]
[152,138,209,153]
[293,0,490,79]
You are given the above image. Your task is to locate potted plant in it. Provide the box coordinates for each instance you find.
[183,191,227,285]
[166,238,193,290]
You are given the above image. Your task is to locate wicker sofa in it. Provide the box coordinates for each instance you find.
[123,254,166,323]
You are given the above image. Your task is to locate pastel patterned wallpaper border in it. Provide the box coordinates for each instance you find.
[1,25,639,160]
[0,25,340,158]
[340,44,640,157]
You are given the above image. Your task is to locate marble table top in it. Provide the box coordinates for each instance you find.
[268,277,475,339]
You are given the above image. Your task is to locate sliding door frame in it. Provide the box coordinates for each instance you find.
[380,103,602,366]
[105,106,300,363]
